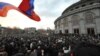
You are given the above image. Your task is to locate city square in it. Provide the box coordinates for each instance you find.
[0,0,100,56]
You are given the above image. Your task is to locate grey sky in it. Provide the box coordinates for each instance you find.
[34,0,80,29]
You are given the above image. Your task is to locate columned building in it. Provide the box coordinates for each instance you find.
[54,0,100,35]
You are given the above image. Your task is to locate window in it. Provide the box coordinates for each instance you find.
[71,15,80,26]
[90,2,94,5]
[87,28,95,35]
[82,4,86,7]
[84,11,95,24]
[74,28,79,34]
[75,6,79,9]
[71,9,74,11]
[63,18,68,27]
[65,30,68,34]
[59,30,62,34]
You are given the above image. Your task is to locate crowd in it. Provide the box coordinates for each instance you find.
[0,33,100,56]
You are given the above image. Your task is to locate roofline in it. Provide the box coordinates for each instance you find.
[54,0,98,24]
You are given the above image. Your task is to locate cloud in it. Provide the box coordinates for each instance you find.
[35,0,79,17]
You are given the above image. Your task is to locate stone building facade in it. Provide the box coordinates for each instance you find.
[54,0,100,35]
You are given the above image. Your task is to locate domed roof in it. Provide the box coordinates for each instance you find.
[54,0,99,24]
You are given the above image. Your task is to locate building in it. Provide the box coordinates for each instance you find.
[54,0,100,35]
[0,25,7,34]
[24,27,36,34]
[0,27,24,34]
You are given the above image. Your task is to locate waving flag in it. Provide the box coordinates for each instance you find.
[0,0,40,21]
[18,0,40,21]
[0,2,17,17]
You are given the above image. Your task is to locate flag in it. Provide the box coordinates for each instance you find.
[0,2,17,17]
[18,0,40,21]
[0,0,40,22]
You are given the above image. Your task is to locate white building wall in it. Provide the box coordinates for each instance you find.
[61,19,65,34]
[68,16,73,33]
[79,12,86,34]
[95,18,100,34]
[95,9,100,34]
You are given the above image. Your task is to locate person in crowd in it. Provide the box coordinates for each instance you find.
[0,33,100,56]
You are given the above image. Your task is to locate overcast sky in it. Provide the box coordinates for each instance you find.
[0,0,79,29]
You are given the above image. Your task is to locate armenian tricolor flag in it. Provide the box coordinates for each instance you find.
[0,0,40,21]
[18,0,40,21]
[0,2,17,17]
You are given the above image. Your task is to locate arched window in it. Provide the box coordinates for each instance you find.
[71,15,80,26]
[63,18,68,27]
[84,11,95,24]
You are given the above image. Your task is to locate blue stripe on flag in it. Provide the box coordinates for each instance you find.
[26,0,34,16]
